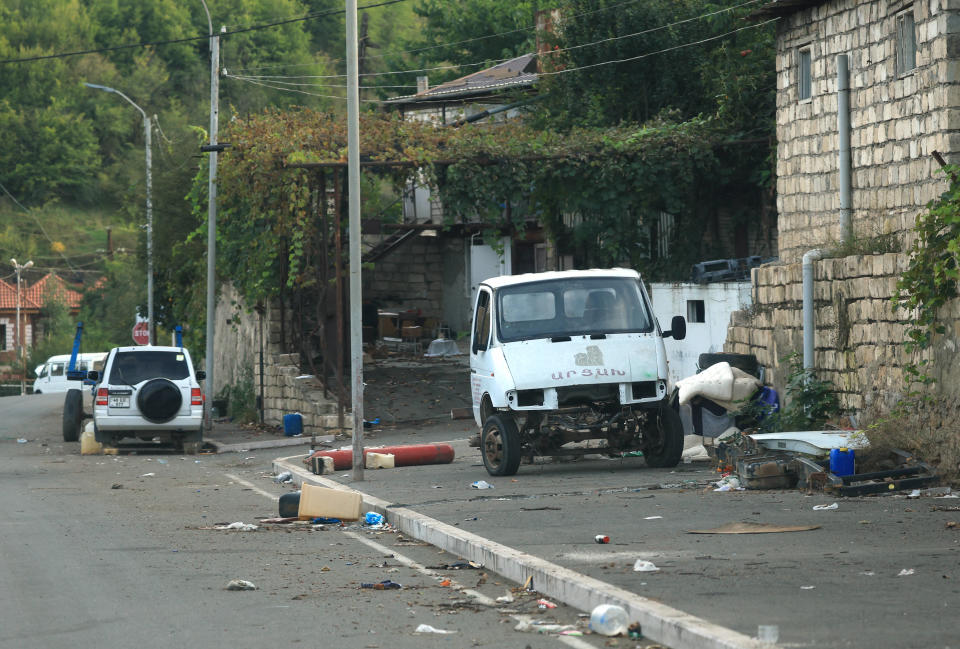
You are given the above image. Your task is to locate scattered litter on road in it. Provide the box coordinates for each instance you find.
[415,624,456,634]
[111,483,123,489]
[860,571,875,576]
[590,604,629,636]
[139,472,155,477]
[713,475,743,491]
[273,471,293,483]
[364,511,385,526]
[361,580,402,590]
[215,522,258,531]
[312,517,341,524]
[628,622,643,639]
[157,459,168,465]
[427,561,481,570]
[537,598,558,609]
[633,560,660,572]
[471,480,494,489]
[813,503,839,510]
[16,438,27,444]
[800,585,815,590]
[687,522,821,534]
[496,592,515,604]
[897,568,915,576]
[644,516,663,520]
[594,534,610,544]
[259,517,298,524]
[907,489,922,498]
[226,579,257,591]
[438,579,452,587]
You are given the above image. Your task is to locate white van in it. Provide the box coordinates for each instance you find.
[33,353,107,394]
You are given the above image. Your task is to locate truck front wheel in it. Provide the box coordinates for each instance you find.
[643,406,683,468]
[481,414,522,477]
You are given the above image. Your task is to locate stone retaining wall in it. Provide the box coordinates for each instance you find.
[213,284,344,434]
[724,252,960,420]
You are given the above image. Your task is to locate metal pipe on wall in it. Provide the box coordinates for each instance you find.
[837,54,852,244]
[803,249,825,373]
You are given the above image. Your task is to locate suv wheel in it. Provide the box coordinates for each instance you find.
[137,379,183,423]
[62,389,83,442]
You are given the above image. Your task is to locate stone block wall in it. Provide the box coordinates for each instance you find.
[364,233,449,316]
[213,284,344,434]
[723,252,960,418]
[774,0,958,263]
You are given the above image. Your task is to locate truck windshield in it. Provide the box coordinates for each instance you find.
[496,277,655,342]
[108,351,190,385]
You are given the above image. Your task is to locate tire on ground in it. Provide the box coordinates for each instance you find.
[137,379,183,423]
[643,405,684,468]
[62,389,83,442]
[481,414,522,477]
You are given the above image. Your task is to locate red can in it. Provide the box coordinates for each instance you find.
[595,534,610,544]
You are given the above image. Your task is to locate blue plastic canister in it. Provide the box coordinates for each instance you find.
[829,448,855,476]
[283,413,303,437]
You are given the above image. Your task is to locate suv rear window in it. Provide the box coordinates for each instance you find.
[109,351,190,385]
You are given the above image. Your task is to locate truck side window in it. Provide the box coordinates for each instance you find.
[473,290,491,353]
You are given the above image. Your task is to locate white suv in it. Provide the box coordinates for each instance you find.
[89,346,205,452]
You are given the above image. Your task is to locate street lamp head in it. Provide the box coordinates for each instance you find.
[9,258,16,266]
[84,82,116,94]
[24,261,33,269]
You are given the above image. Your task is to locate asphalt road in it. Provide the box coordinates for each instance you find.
[0,393,616,649]
[291,418,960,649]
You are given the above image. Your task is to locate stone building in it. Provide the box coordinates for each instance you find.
[725,0,960,420]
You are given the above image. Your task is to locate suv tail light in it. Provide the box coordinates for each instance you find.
[96,388,108,406]
[191,388,203,406]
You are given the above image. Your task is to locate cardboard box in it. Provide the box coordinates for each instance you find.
[297,482,362,521]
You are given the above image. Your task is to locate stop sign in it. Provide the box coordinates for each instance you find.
[132,320,150,345]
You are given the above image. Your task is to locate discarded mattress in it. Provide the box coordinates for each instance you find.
[676,361,761,410]
[424,338,461,357]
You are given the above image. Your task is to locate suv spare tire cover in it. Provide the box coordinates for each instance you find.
[137,378,183,423]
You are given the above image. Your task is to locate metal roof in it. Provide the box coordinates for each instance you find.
[388,53,538,104]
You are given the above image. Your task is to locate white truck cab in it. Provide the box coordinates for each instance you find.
[470,269,686,476]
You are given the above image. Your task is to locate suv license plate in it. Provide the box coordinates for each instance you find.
[109,396,130,408]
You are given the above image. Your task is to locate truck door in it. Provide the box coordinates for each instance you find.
[470,287,494,426]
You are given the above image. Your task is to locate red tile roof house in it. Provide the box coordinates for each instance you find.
[0,273,82,378]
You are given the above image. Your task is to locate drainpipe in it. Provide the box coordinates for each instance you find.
[837,54,852,244]
[803,249,825,373]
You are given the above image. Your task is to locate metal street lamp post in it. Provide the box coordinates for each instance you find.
[84,82,153,345]
[10,258,33,395]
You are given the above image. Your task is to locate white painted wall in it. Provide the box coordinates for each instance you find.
[650,282,752,385]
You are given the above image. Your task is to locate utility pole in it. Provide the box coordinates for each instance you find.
[200,0,220,431]
[10,258,33,396]
[346,0,365,481]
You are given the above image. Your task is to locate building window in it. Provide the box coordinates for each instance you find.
[896,9,917,76]
[798,46,812,100]
[0,323,5,350]
[687,300,705,323]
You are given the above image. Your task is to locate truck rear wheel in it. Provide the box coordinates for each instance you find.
[643,406,683,468]
[62,389,83,442]
[481,414,521,477]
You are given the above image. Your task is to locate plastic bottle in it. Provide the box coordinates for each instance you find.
[590,603,629,636]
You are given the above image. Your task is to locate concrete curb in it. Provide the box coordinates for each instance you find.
[273,455,769,649]
[208,434,335,454]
